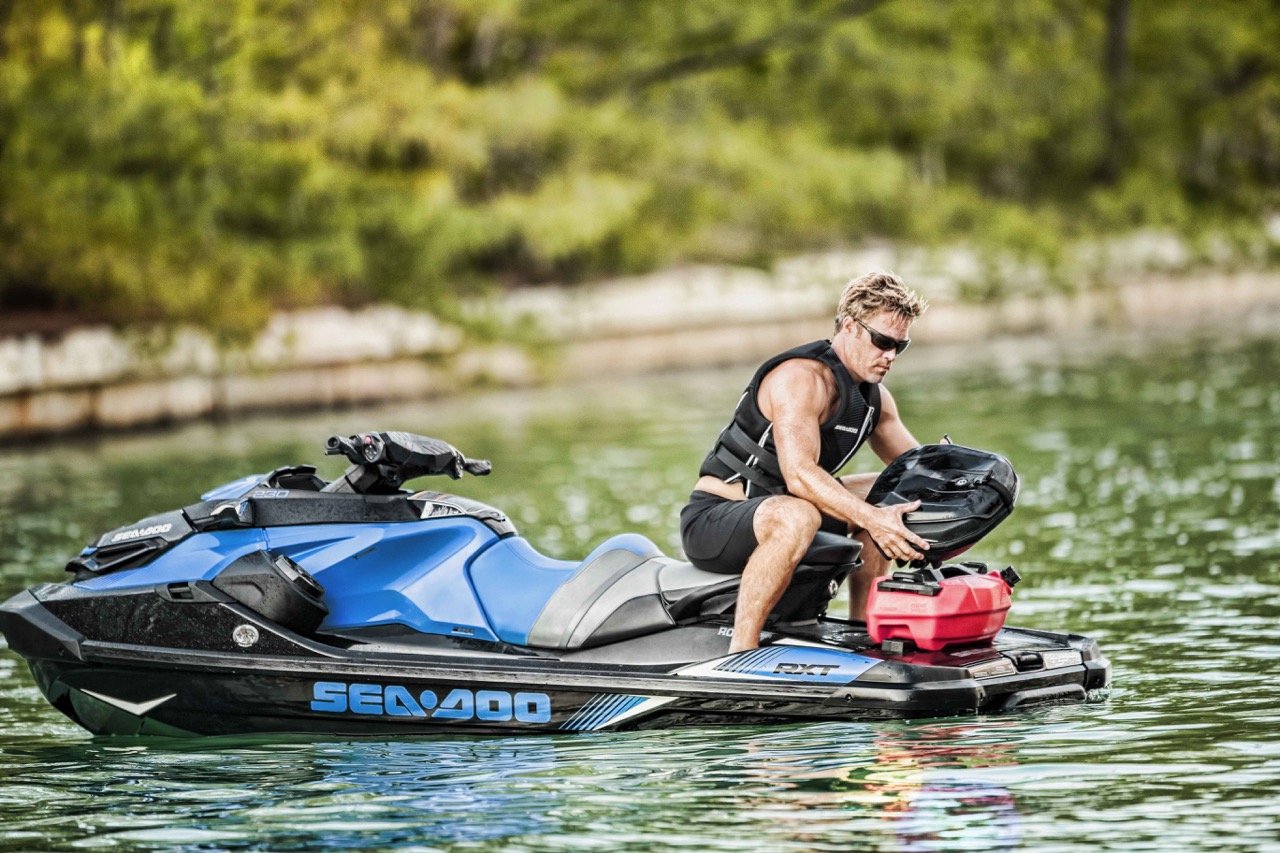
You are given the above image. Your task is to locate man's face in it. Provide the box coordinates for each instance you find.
[845,309,912,384]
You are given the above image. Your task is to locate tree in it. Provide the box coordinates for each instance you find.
[1,1,1276,334]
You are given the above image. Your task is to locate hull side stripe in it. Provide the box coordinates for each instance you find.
[581,696,619,731]
[560,694,607,731]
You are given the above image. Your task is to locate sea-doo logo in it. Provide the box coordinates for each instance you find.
[311,682,552,723]
[111,523,173,543]
[773,662,839,677]
[833,424,861,433]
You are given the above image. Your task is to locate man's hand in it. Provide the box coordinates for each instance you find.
[865,500,931,562]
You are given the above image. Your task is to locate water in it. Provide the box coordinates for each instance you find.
[1,333,1278,851]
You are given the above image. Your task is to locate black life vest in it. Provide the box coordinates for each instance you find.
[698,340,881,497]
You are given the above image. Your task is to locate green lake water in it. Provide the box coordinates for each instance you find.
[1,332,1278,851]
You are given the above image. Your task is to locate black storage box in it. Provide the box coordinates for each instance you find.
[866,444,1019,561]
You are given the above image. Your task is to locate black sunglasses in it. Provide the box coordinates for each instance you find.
[855,319,910,354]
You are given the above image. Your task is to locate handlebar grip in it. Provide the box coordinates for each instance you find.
[463,458,492,477]
[324,434,375,465]
[325,435,361,460]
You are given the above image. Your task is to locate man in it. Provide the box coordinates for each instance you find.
[680,271,932,653]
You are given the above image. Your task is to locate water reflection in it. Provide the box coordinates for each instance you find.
[751,722,1025,853]
[0,721,1031,851]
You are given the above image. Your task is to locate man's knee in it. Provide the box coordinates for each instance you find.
[754,496,822,544]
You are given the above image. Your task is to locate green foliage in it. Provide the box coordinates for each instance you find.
[1,0,1277,335]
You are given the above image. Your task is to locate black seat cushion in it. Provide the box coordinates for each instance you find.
[802,531,862,565]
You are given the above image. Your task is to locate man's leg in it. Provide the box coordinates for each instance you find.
[729,496,822,653]
[839,473,890,621]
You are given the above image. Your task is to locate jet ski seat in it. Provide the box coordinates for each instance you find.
[521,531,861,651]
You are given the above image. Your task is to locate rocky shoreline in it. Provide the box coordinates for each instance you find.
[2,256,1278,438]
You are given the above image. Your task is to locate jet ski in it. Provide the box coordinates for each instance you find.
[0,431,1109,737]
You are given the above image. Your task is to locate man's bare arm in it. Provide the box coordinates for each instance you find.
[867,385,920,465]
[759,363,929,561]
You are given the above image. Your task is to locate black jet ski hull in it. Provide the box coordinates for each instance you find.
[2,587,1109,738]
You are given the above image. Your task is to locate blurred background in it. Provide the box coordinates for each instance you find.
[1,0,1277,339]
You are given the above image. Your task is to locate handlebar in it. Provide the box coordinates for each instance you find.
[324,431,491,492]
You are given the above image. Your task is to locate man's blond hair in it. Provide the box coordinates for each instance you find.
[834,271,928,332]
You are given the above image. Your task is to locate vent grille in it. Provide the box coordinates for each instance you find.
[66,538,168,579]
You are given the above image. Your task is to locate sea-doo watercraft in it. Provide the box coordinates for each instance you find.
[0,432,1108,737]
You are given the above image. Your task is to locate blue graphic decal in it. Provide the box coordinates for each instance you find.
[433,688,474,720]
[715,646,792,674]
[560,694,650,732]
[201,474,265,501]
[714,645,880,684]
[310,682,551,724]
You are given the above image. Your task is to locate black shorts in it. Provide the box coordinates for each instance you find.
[679,490,769,574]
[679,490,852,574]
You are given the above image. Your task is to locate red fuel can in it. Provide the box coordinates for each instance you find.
[866,564,1020,651]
